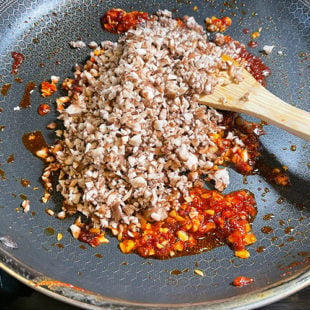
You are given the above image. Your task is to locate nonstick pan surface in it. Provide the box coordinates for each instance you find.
[0,0,309,309]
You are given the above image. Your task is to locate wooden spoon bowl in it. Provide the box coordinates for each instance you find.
[199,67,310,141]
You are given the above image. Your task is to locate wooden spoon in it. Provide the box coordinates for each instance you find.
[199,69,310,141]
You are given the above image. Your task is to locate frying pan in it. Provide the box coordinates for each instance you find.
[0,0,309,309]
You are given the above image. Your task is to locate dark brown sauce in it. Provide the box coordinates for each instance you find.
[256,246,266,253]
[243,175,248,184]
[254,159,290,187]
[295,203,306,211]
[79,244,86,250]
[1,83,11,96]
[20,178,30,187]
[7,154,15,163]
[56,243,64,248]
[15,77,23,83]
[279,220,285,226]
[0,168,6,180]
[263,213,274,221]
[95,253,103,258]
[166,235,224,260]
[284,226,294,234]
[170,269,182,275]
[298,251,309,257]
[19,81,36,109]
[19,193,27,200]
[261,226,273,234]
[44,227,55,236]
[22,131,48,158]
[287,236,295,242]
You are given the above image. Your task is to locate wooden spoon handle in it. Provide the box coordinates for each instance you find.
[199,70,310,141]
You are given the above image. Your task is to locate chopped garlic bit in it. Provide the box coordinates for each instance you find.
[69,40,86,49]
[21,200,30,213]
[45,208,55,216]
[70,224,81,239]
[263,45,274,55]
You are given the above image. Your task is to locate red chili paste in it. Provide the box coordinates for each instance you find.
[11,52,25,75]
[101,8,149,34]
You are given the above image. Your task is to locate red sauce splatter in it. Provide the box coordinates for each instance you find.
[11,52,25,75]
[247,41,258,48]
[78,229,107,247]
[38,103,51,116]
[243,28,250,34]
[238,46,271,86]
[232,276,254,287]
[101,8,149,34]
[280,259,309,271]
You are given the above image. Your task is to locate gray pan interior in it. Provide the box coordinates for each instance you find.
[0,0,309,309]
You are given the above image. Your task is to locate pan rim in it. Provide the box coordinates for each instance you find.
[1,251,309,309]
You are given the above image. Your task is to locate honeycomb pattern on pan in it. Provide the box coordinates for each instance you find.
[0,0,309,307]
